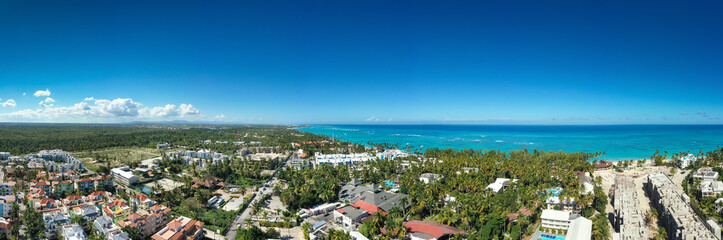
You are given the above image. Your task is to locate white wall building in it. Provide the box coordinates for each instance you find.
[62,224,87,240]
[377,149,410,160]
[541,209,571,231]
[693,167,719,182]
[314,152,375,167]
[680,154,698,169]
[541,209,592,240]
[111,167,139,186]
[486,178,518,193]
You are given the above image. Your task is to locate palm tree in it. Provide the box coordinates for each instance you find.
[655,227,667,240]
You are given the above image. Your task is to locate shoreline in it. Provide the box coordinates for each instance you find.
[295,125,717,162]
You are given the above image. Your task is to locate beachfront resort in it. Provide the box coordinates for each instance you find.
[1,126,722,240]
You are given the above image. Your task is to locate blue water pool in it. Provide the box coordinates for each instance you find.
[384,180,396,187]
[547,189,561,197]
[540,234,565,240]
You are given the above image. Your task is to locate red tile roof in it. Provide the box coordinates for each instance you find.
[350,200,386,215]
[168,220,183,229]
[404,220,466,238]
[596,160,613,169]
[67,195,82,201]
[91,191,105,196]
[136,194,148,201]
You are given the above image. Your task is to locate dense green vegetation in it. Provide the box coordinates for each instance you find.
[234,226,280,240]
[0,124,333,154]
[280,148,605,239]
[23,200,46,240]
[279,164,351,210]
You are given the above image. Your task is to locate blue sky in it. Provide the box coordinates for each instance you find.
[1,0,722,124]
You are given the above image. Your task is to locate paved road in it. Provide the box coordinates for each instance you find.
[226,153,293,240]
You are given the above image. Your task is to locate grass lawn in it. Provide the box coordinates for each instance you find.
[74,146,165,171]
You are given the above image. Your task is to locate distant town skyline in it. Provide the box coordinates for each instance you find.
[1,1,722,124]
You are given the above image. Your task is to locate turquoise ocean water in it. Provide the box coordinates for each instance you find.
[297,125,723,161]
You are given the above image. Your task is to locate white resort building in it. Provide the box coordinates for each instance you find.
[314,152,375,167]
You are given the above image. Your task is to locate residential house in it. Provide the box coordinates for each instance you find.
[486,178,518,193]
[419,173,443,184]
[693,167,719,182]
[65,195,85,206]
[132,194,154,210]
[94,216,122,236]
[108,232,131,240]
[62,224,87,240]
[37,198,58,210]
[32,180,52,193]
[89,191,109,202]
[404,220,466,240]
[701,180,723,198]
[151,216,204,240]
[74,205,101,221]
[104,199,130,220]
[44,211,70,239]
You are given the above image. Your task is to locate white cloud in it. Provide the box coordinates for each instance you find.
[0,97,204,123]
[140,104,201,118]
[365,116,391,122]
[179,104,200,116]
[215,114,226,120]
[22,93,26,96]
[38,97,56,108]
[93,98,142,117]
[84,97,94,101]
[33,89,51,97]
[1,99,16,107]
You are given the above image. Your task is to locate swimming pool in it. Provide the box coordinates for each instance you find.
[547,189,561,197]
[539,234,565,240]
[384,180,396,187]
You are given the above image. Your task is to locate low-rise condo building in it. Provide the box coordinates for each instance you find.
[647,173,716,239]
[314,152,375,167]
[613,176,647,239]
[540,209,592,240]
[111,167,139,186]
